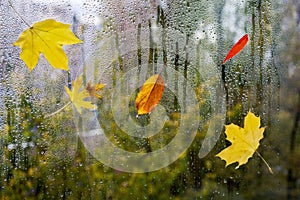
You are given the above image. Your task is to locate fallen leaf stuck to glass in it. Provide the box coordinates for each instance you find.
[14,19,82,71]
[64,75,97,114]
[222,34,248,64]
[216,111,273,173]
[136,74,164,115]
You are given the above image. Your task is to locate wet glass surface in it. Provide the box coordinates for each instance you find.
[0,0,299,199]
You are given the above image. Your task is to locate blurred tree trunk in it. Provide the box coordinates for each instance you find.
[287,86,300,199]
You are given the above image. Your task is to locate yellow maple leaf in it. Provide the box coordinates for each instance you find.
[216,111,273,173]
[13,19,82,71]
[64,75,97,114]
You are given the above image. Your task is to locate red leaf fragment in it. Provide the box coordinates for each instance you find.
[222,34,249,64]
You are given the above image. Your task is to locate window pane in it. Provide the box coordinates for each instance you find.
[0,0,299,199]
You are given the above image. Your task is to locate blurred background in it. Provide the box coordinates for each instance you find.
[0,0,299,199]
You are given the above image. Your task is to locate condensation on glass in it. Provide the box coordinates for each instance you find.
[0,0,299,199]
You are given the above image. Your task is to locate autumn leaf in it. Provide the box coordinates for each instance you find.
[86,82,105,99]
[136,74,164,115]
[64,75,97,114]
[14,19,82,71]
[216,111,273,173]
[222,34,248,64]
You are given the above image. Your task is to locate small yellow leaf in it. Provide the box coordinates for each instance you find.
[64,75,97,114]
[216,111,265,168]
[136,74,164,115]
[14,19,82,71]
[86,82,105,99]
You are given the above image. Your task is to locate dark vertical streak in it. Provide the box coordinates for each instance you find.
[145,138,152,153]
[115,32,123,71]
[160,7,167,66]
[253,0,264,186]
[250,0,256,109]
[157,5,168,81]
[215,1,225,63]
[184,36,189,79]
[222,64,229,107]
[137,23,142,76]
[137,23,142,66]
[174,42,179,111]
[215,0,228,113]
[195,40,201,85]
[183,36,189,112]
[257,0,264,113]
[174,41,179,72]
[112,61,117,88]
[148,19,154,74]
[287,91,300,200]
[262,1,277,121]
[271,40,281,110]
[251,1,256,68]
[154,43,158,73]
[196,40,200,70]
[5,107,13,183]
[268,1,281,112]
[156,5,161,25]
[67,70,72,89]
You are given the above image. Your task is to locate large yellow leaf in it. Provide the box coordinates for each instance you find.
[64,75,97,114]
[14,19,82,71]
[216,111,265,168]
[136,74,164,115]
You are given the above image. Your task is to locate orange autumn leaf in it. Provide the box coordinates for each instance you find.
[136,74,164,115]
[222,34,248,64]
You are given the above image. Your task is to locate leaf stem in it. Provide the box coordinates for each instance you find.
[44,102,71,118]
[255,150,274,174]
[8,0,31,27]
